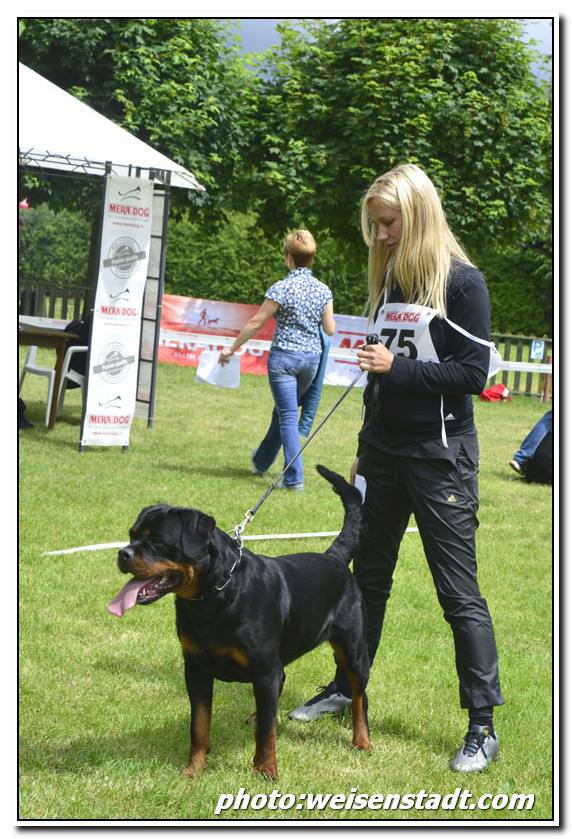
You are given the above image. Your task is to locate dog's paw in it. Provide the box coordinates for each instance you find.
[351,736,372,751]
[182,757,207,780]
[253,762,278,780]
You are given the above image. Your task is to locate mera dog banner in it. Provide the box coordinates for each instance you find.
[80,176,154,447]
[159,294,368,386]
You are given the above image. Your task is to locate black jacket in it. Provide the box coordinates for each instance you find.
[359,261,491,449]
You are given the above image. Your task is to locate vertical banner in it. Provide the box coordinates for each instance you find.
[80,176,153,447]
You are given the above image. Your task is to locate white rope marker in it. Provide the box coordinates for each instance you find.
[44,527,419,556]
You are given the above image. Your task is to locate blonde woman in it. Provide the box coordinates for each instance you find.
[220,230,335,489]
[288,164,504,773]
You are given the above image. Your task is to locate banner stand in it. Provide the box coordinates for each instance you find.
[136,171,171,428]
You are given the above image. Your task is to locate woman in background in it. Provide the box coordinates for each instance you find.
[220,229,335,490]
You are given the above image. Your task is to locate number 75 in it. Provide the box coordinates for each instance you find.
[379,328,418,359]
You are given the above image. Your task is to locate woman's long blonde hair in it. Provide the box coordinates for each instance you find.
[360,163,472,318]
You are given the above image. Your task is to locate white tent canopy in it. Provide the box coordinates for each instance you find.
[18,63,204,191]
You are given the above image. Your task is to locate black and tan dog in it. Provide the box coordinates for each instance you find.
[108,465,370,779]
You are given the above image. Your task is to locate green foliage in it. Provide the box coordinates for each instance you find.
[18,18,259,213]
[19,203,550,334]
[308,232,368,316]
[165,209,554,331]
[18,204,91,288]
[250,18,552,257]
[166,211,284,303]
[165,211,369,314]
[478,237,553,336]
[18,18,553,335]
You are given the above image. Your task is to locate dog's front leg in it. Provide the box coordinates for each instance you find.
[252,671,281,779]
[182,660,214,780]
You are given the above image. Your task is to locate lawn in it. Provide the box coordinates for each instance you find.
[18,352,554,823]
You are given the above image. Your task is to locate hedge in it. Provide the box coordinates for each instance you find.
[18,205,552,336]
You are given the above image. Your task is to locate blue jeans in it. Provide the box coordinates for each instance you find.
[513,410,553,465]
[253,350,320,487]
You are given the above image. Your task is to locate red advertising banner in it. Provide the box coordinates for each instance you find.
[159,295,274,375]
[159,294,369,386]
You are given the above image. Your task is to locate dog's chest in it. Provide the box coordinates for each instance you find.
[178,625,255,682]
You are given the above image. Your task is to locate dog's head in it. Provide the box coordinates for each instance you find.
[108,504,219,617]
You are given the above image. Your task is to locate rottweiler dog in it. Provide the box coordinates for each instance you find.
[108,465,370,779]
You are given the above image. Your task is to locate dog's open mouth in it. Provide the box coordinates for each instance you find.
[107,573,183,617]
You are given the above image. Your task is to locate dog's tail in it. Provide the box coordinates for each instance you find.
[316,464,365,564]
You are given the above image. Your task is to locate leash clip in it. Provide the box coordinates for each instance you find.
[232,509,254,548]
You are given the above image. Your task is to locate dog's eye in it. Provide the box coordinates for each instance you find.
[129,528,152,545]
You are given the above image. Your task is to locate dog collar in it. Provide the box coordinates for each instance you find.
[213,543,243,593]
[186,542,243,601]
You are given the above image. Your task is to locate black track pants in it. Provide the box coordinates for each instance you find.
[335,447,504,709]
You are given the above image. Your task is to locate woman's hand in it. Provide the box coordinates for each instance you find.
[219,299,279,366]
[356,341,394,374]
[219,348,234,366]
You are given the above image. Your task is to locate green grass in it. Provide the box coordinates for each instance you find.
[19,351,553,822]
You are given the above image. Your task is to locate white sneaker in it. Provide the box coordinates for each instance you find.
[449,725,499,772]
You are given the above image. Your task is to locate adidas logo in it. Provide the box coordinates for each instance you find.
[444,413,455,421]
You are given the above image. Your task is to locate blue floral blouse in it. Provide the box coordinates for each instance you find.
[265,268,333,352]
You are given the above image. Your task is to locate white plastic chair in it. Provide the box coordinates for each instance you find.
[18,346,55,427]
[56,346,88,417]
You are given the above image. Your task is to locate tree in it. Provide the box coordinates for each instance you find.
[248,18,552,258]
[18,18,259,214]
[18,17,552,333]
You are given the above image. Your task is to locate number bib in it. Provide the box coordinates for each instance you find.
[372,301,439,362]
[370,296,501,449]
[372,300,502,377]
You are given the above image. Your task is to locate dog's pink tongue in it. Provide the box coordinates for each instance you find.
[107,578,148,618]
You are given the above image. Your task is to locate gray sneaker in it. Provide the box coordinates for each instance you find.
[276,477,304,492]
[288,682,351,721]
[449,725,499,772]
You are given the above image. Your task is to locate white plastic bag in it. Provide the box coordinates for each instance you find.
[195,350,240,389]
[354,473,367,503]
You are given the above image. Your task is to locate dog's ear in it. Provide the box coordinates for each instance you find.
[133,504,168,527]
[178,509,216,560]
